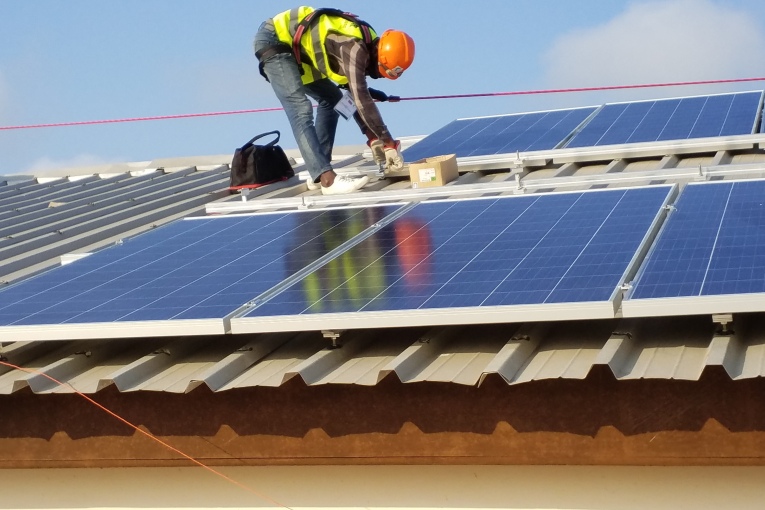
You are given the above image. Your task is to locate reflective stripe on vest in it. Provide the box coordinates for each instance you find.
[272,6,377,85]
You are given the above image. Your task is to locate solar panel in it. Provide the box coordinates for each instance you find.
[0,205,402,340]
[232,186,674,333]
[565,91,763,148]
[623,179,765,317]
[402,107,596,161]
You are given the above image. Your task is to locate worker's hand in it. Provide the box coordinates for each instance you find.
[366,138,386,165]
[384,140,404,171]
[368,88,401,102]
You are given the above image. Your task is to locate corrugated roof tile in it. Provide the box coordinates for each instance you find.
[2,118,765,393]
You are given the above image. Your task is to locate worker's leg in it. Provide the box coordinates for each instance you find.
[302,81,372,195]
[305,79,342,163]
[253,25,332,183]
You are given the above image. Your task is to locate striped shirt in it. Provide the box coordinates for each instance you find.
[325,34,393,145]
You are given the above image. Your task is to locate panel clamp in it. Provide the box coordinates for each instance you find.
[694,164,711,181]
[712,313,734,335]
[512,173,526,194]
[322,329,346,348]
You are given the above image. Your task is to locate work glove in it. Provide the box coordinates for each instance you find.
[368,88,401,102]
[384,140,404,171]
[366,138,386,165]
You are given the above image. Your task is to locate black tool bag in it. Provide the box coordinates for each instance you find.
[229,130,294,189]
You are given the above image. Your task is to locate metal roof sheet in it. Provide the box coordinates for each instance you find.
[1,313,764,393]
[1,106,765,392]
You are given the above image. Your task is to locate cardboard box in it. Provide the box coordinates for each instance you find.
[408,154,458,188]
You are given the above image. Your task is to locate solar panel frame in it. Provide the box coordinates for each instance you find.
[231,185,676,334]
[0,205,404,341]
[622,178,765,318]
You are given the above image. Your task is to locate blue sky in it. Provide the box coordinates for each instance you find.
[1,0,764,175]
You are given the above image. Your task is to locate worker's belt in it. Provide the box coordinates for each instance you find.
[254,44,293,81]
[255,44,292,62]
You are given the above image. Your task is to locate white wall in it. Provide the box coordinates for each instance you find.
[2,465,764,510]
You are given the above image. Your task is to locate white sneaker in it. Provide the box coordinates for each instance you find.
[321,174,370,195]
[306,178,320,191]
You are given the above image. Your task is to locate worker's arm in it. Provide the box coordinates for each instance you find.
[348,111,385,166]
[327,35,393,145]
[368,88,400,102]
[327,35,403,170]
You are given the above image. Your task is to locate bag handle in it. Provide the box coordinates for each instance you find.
[244,130,280,147]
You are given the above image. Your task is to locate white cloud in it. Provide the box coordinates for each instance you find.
[543,0,765,89]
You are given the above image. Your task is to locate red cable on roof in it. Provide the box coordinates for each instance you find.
[1,77,763,131]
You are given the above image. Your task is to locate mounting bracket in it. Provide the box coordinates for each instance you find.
[321,329,346,348]
[712,313,734,335]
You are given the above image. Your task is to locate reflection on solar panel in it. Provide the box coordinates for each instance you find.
[402,107,596,161]
[623,179,765,317]
[234,186,673,332]
[0,206,400,339]
[565,91,763,148]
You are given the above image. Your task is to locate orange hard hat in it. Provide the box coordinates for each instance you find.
[377,29,415,80]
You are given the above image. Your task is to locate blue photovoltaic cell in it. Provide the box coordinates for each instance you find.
[565,91,763,148]
[0,206,399,326]
[402,107,596,161]
[629,180,765,299]
[244,186,672,318]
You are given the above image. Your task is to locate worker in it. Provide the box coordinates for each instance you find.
[253,6,415,195]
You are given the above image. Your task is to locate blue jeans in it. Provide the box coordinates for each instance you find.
[253,22,342,182]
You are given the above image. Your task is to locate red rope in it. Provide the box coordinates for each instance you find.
[399,77,765,101]
[0,106,286,131]
[0,77,763,131]
[0,359,293,508]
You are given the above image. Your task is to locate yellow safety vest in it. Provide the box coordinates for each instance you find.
[272,6,378,85]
